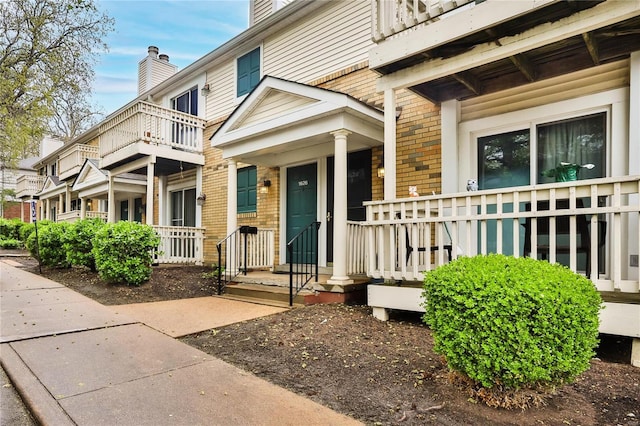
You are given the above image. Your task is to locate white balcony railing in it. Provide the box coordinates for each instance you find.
[85,211,108,221]
[15,175,45,198]
[364,176,640,294]
[99,101,206,158]
[153,225,205,265]
[58,210,81,223]
[371,0,475,42]
[59,144,99,180]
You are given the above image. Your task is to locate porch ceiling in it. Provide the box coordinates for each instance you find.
[210,76,384,167]
[375,1,640,103]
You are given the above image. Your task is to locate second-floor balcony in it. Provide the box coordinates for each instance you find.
[59,144,99,181]
[99,101,207,170]
[15,175,44,199]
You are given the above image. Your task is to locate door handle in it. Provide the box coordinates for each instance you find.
[326,211,332,222]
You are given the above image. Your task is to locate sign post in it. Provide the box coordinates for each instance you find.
[30,200,42,274]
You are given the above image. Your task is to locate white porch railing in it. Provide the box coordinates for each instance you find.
[15,175,44,198]
[85,211,108,221]
[364,175,640,294]
[241,228,275,270]
[99,101,206,157]
[347,221,368,275]
[371,0,475,42]
[59,144,99,180]
[58,210,81,223]
[153,225,205,265]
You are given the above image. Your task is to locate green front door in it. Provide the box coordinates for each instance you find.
[286,163,317,263]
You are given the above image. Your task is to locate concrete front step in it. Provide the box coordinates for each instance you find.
[223,282,314,307]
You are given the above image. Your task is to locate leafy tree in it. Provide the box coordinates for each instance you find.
[0,0,113,167]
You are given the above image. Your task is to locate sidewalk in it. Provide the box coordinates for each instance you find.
[0,262,362,425]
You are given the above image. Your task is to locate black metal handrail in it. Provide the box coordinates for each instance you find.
[287,221,321,306]
[216,226,257,295]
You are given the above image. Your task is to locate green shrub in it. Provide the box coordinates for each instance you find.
[0,237,21,249]
[92,221,160,286]
[25,221,71,268]
[20,220,52,245]
[422,254,601,405]
[0,218,25,240]
[64,218,105,271]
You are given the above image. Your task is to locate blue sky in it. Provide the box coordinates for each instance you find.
[93,0,250,116]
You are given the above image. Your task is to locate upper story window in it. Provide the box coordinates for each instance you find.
[237,47,261,98]
[237,166,257,213]
[171,87,198,116]
[50,163,57,176]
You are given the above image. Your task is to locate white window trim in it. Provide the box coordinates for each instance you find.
[454,88,628,193]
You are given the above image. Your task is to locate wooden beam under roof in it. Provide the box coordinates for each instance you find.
[582,31,600,65]
[509,53,537,82]
[452,71,483,95]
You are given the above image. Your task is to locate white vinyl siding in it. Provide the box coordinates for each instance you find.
[205,61,236,122]
[460,60,630,122]
[251,0,273,25]
[235,90,315,128]
[206,1,372,122]
[263,1,371,83]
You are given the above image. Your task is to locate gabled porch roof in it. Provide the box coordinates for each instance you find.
[210,76,384,166]
[72,159,146,199]
[37,176,65,199]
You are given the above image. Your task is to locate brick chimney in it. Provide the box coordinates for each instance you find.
[138,46,177,95]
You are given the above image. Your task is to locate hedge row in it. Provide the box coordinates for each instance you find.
[21,218,160,286]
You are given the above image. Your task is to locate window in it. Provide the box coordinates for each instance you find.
[477,112,606,190]
[237,166,257,213]
[171,87,198,145]
[171,87,198,116]
[171,188,196,227]
[237,47,261,97]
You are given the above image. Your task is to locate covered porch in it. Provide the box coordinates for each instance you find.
[210,76,384,289]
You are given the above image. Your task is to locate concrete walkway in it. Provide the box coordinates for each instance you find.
[0,262,362,425]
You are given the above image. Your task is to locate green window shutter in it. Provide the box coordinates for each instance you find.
[237,48,260,97]
[237,166,257,213]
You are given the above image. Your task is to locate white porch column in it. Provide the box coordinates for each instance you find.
[146,161,155,225]
[39,201,44,221]
[45,199,50,220]
[196,165,203,227]
[65,185,71,213]
[384,88,397,200]
[158,175,167,226]
[107,172,115,223]
[58,193,63,214]
[80,197,86,219]
[328,130,354,285]
[227,159,238,235]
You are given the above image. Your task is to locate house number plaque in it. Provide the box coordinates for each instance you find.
[298,180,308,186]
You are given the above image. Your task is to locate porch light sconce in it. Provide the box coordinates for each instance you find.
[201,84,210,96]
[196,192,206,205]
[395,106,402,120]
[377,163,385,178]
[260,179,271,194]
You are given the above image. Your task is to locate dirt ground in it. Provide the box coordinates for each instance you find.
[4,253,640,426]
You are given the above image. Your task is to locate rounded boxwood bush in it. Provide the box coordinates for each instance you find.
[422,254,601,405]
[25,221,71,268]
[92,221,160,286]
[64,218,105,271]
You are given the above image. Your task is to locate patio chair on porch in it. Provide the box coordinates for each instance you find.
[523,200,606,278]
[403,225,452,265]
